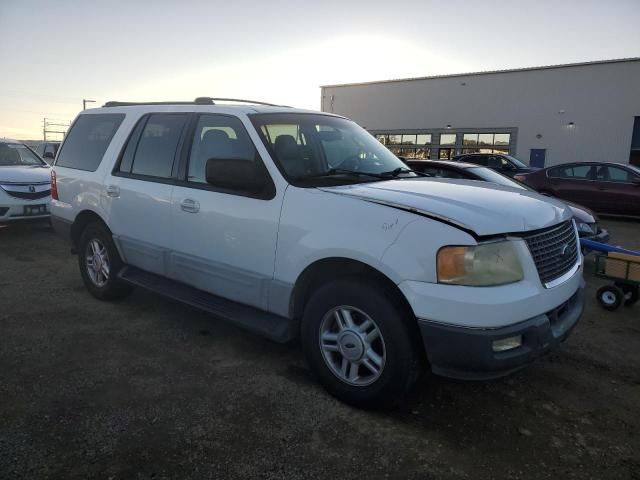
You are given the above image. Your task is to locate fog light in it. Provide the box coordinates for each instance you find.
[492,335,522,352]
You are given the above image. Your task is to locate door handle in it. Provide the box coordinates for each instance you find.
[181,198,200,213]
[105,185,120,197]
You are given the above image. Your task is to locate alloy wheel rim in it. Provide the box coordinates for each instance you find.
[319,305,386,386]
[85,239,110,287]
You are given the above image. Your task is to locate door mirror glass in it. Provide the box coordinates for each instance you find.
[205,157,264,193]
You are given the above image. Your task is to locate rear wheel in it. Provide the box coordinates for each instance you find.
[597,284,623,311]
[78,222,133,301]
[301,278,422,408]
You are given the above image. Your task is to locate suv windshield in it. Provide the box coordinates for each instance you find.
[250,113,410,185]
[0,142,45,166]
[504,155,528,168]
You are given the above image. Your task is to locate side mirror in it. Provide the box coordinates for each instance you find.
[205,158,264,193]
[43,151,54,159]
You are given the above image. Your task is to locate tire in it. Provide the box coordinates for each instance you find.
[78,222,133,301]
[615,282,639,306]
[597,284,624,311]
[301,278,423,408]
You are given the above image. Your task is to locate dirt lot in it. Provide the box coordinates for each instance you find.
[1,219,639,479]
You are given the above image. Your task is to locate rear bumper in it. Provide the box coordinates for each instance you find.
[0,204,50,223]
[417,282,585,380]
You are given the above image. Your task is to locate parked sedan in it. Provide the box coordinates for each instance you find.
[0,140,52,224]
[405,159,609,243]
[452,153,538,178]
[515,162,640,217]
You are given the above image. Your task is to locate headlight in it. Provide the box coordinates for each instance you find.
[437,241,524,286]
[576,222,595,234]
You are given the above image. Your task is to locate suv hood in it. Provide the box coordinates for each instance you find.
[0,165,51,184]
[320,178,572,236]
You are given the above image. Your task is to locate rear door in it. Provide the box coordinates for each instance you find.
[546,163,596,208]
[105,112,190,276]
[596,165,640,215]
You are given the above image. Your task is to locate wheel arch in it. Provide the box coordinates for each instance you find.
[289,257,416,323]
[71,209,110,251]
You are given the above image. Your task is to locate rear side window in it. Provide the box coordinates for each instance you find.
[56,114,124,171]
[119,113,188,179]
[549,165,593,179]
[465,155,488,166]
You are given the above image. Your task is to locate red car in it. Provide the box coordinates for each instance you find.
[516,162,640,217]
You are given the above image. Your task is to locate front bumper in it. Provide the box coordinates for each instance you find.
[417,282,585,380]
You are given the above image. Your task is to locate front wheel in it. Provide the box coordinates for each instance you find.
[301,278,423,408]
[78,222,133,301]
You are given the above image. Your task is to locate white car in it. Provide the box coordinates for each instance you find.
[50,98,585,407]
[0,140,51,223]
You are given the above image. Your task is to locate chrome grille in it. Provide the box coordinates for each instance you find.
[521,220,579,285]
[3,189,51,200]
[1,182,51,200]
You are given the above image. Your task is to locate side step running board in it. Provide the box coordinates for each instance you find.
[118,266,297,343]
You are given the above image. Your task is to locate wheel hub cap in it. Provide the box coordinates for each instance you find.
[338,330,364,361]
[319,306,386,386]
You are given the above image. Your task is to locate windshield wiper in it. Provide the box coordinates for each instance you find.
[296,168,389,180]
[379,167,432,178]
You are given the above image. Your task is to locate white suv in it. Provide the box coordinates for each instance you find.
[51,98,584,407]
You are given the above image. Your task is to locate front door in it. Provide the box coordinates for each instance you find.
[530,149,546,168]
[168,113,282,311]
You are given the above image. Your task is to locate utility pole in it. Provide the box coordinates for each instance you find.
[83,99,96,110]
[42,118,71,141]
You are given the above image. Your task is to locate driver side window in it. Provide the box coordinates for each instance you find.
[188,114,258,184]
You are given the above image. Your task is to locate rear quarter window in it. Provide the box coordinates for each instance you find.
[55,114,125,171]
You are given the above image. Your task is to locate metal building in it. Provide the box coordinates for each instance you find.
[320,58,640,167]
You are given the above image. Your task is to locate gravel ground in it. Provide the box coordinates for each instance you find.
[1,219,639,479]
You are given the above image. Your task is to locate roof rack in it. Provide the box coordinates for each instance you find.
[103,97,288,108]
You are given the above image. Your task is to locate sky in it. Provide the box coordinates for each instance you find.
[1,0,639,140]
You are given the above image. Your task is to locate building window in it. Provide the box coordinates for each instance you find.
[401,134,416,145]
[461,132,511,154]
[374,129,512,160]
[440,133,456,146]
[416,134,431,145]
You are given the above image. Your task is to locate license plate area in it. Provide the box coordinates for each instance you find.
[24,205,47,216]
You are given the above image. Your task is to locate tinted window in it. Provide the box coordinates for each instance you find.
[465,155,488,166]
[188,114,259,184]
[549,165,593,179]
[432,168,467,179]
[130,114,188,178]
[117,116,147,173]
[606,166,634,182]
[56,114,124,171]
